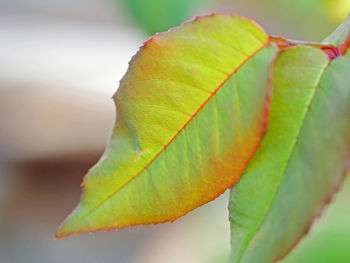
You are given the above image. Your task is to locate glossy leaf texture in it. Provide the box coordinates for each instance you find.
[56,14,278,238]
[229,21,350,263]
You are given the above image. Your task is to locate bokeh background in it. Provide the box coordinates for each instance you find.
[1,0,350,262]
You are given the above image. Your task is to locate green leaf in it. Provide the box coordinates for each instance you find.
[56,14,278,238]
[323,14,350,56]
[323,14,350,47]
[281,174,350,263]
[229,44,350,263]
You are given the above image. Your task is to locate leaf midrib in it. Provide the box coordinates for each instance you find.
[69,42,271,229]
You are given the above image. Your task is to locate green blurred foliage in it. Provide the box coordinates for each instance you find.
[118,0,210,35]
[117,0,350,40]
[218,0,350,41]
[267,0,350,39]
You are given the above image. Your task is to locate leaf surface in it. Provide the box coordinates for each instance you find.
[57,14,277,238]
[229,21,350,263]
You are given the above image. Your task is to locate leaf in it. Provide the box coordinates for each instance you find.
[323,14,350,58]
[323,14,350,48]
[281,174,350,263]
[228,20,350,263]
[56,14,278,238]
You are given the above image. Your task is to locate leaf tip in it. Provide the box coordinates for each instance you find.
[55,228,67,240]
[55,204,85,239]
[55,218,75,239]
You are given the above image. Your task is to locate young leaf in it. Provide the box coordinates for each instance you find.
[323,14,350,49]
[229,32,350,263]
[56,14,278,238]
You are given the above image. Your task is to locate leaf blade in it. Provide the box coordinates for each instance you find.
[323,14,350,47]
[323,14,350,56]
[229,45,350,262]
[57,14,277,238]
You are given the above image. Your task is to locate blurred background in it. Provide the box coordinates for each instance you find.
[0,0,350,262]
